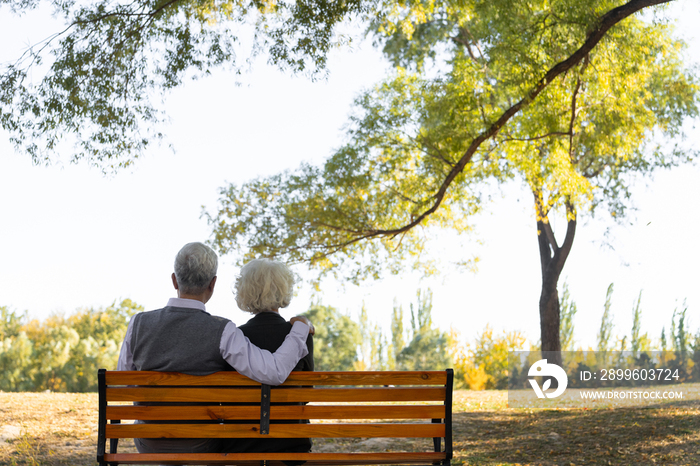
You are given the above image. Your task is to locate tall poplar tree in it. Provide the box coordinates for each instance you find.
[597,284,615,353]
[559,284,577,352]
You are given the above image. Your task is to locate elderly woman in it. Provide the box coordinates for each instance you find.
[222,258,314,456]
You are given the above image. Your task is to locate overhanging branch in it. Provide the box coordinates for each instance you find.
[344,0,674,243]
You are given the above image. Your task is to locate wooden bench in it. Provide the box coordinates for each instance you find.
[97,369,453,465]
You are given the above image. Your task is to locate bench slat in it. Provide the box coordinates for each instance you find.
[106,371,447,386]
[106,423,445,439]
[107,387,260,402]
[103,452,447,465]
[106,404,446,421]
[271,388,446,403]
[107,387,446,403]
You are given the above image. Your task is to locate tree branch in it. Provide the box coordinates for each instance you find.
[6,0,183,79]
[72,0,183,27]
[533,187,555,275]
[452,26,487,65]
[551,199,577,274]
[568,55,589,163]
[501,131,571,143]
[347,0,673,243]
[533,187,559,251]
[542,219,558,253]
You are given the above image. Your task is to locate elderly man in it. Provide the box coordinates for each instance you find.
[117,242,314,454]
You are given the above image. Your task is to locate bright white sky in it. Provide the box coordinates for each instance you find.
[0,2,698,350]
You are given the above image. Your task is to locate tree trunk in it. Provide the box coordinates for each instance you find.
[534,191,577,367]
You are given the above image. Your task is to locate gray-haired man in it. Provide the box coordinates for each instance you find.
[117,242,314,454]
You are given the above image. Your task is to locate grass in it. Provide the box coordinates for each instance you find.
[0,392,99,465]
[1,389,699,465]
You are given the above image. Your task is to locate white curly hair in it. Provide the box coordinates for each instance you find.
[234,258,296,313]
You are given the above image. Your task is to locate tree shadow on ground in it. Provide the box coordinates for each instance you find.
[453,400,700,465]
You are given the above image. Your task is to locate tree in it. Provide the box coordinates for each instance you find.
[474,4,696,362]
[301,304,361,371]
[67,298,142,346]
[597,283,615,353]
[559,283,577,351]
[23,314,81,391]
[0,299,140,392]
[691,331,700,382]
[669,301,689,376]
[0,305,24,338]
[409,289,434,335]
[0,306,34,391]
[63,299,142,391]
[462,325,526,390]
[396,289,450,371]
[356,303,388,370]
[397,327,450,371]
[206,0,697,364]
[0,330,34,391]
[660,326,668,351]
[447,328,469,389]
[0,0,369,169]
[630,291,651,354]
[389,300,406,368]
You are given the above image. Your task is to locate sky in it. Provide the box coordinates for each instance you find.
[1,1,699,351]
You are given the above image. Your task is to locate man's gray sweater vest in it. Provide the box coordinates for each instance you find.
[130,306,231,375]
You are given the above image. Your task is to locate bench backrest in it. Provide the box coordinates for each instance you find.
[98,369,453,465]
